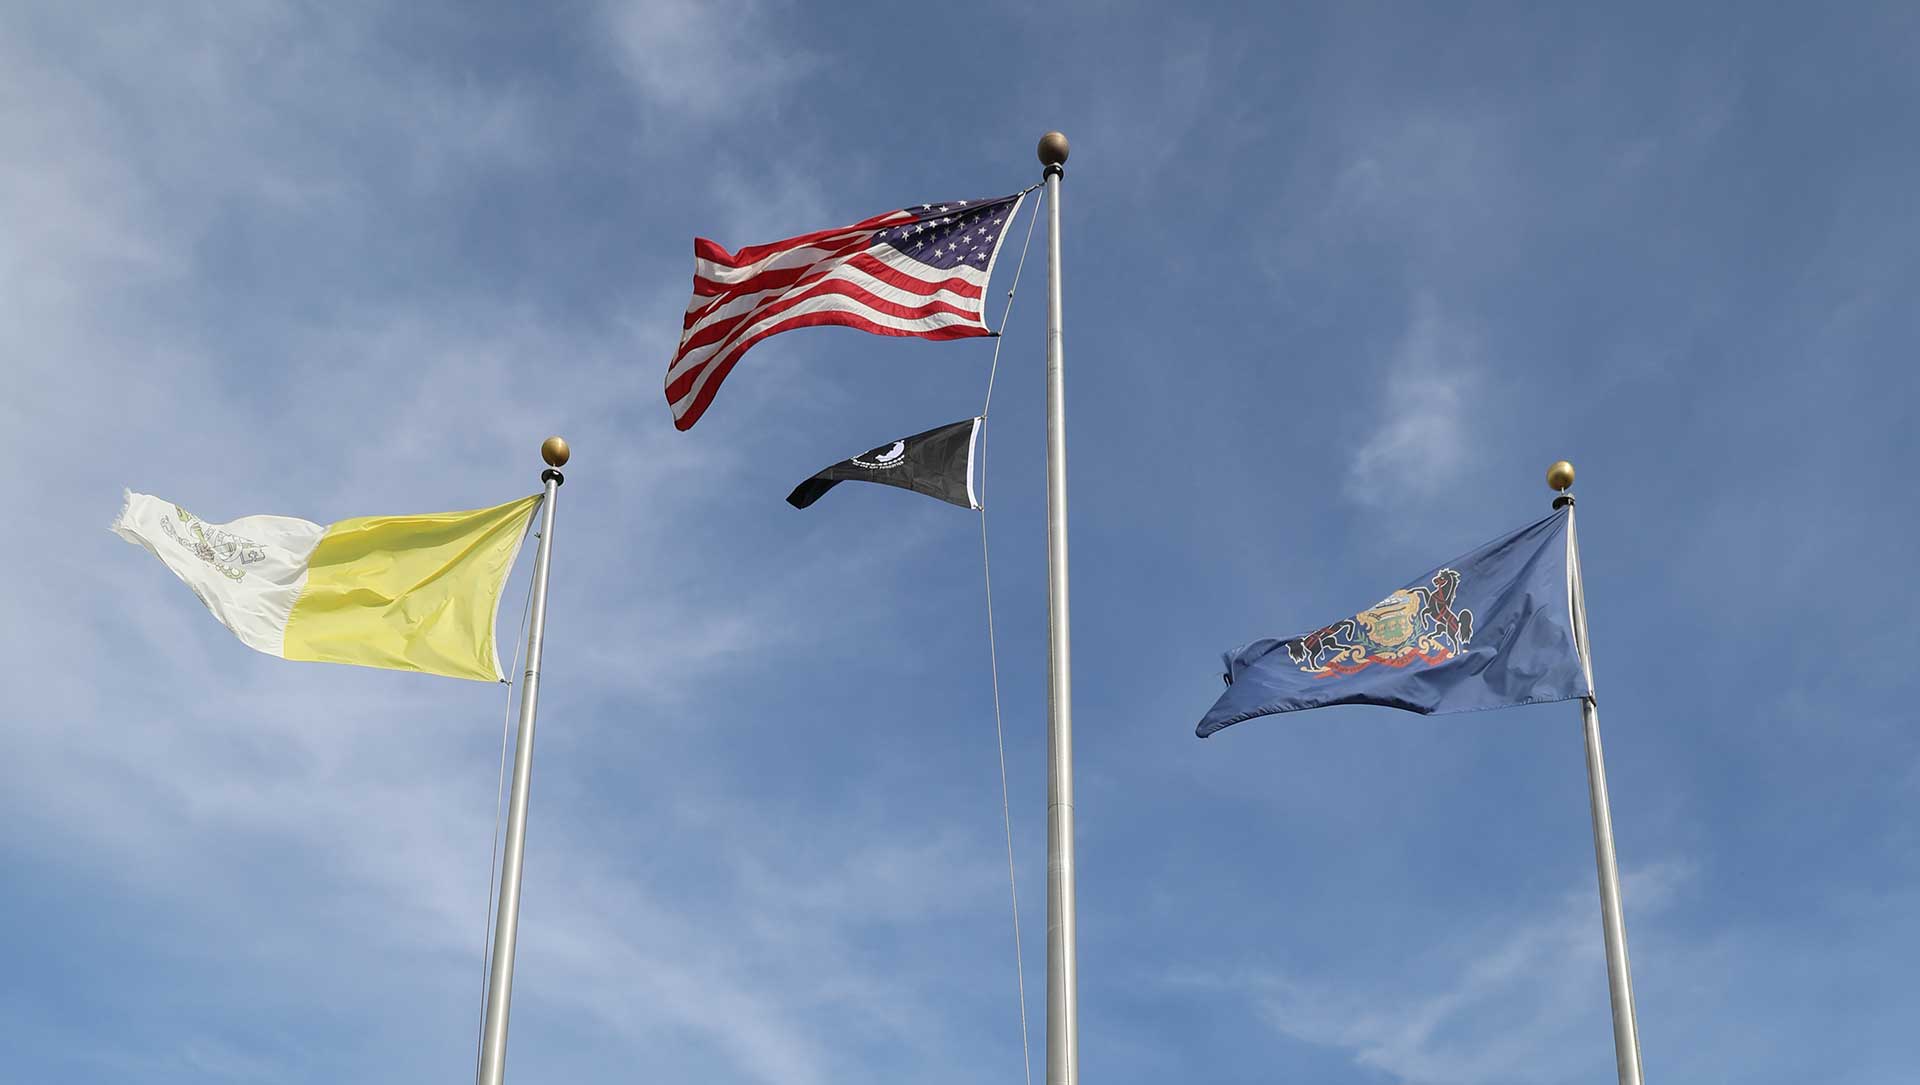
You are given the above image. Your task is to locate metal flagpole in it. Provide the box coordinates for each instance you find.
[1037,130,1079,1085]
[476,436,569,1085]
[1551,460,1645,1085]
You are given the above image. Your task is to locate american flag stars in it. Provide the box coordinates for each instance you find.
[873,197,1013,272]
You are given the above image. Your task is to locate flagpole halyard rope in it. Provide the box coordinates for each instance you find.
[978,464,1033,1085]
[473,561,537,1079]
[982,185,1044,420]
[976,184,1042,1085]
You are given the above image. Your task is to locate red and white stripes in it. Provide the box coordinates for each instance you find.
[665,199,1018,430]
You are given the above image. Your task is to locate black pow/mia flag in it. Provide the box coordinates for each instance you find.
[787,417,982,510]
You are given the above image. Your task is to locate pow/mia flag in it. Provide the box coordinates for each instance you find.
[787,417,981,511]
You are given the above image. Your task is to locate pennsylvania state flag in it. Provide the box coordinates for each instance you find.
[1197,509,1587,737]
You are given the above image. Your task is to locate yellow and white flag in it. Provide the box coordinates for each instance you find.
[112,491,542,682]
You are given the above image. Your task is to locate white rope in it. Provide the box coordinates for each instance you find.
[473,552,536,1079]
[977,184,1042,1085]
[977,490,1033,1085]
[982,185,1044,419]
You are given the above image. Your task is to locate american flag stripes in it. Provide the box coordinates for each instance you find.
[665,191,1029,430]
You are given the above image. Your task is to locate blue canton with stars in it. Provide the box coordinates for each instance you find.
[872,193,1025,270]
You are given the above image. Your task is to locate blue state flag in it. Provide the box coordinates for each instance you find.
[1197,509,1588,738]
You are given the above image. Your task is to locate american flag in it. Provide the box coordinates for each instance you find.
[665,191,1030,430]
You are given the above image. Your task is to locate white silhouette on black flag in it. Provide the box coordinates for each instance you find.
[787,417,981,510]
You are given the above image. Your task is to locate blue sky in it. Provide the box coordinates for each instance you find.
[5,2,1918,1082]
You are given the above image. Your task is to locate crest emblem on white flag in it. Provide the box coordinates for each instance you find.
[113,491,326,656]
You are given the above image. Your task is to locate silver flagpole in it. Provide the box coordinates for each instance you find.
[476,436,569,1085]
[1551,460,1645,1085]
[1037,130,1079,1085]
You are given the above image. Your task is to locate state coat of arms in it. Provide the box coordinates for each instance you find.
[1286,569,1475,677]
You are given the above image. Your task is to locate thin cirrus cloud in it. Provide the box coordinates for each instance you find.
[1,5,997,1084]
[1344,294,1481,509]
[1171,863,1694,1085]
[601,0,818,121]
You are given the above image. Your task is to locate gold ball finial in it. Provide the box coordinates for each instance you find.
[1037,131,1070,168]
[542,436,571,468]
[1546,460,1575,492]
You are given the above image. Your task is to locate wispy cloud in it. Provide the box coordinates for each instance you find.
[0,7,996,1083]
[1344,294,1480,508]
[601,0,816,122]
[1175,862,1692,1085]
[1080,23,1237,200]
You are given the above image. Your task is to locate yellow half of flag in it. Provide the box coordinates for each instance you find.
[114,492,542,682]
[283,496,542,681]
